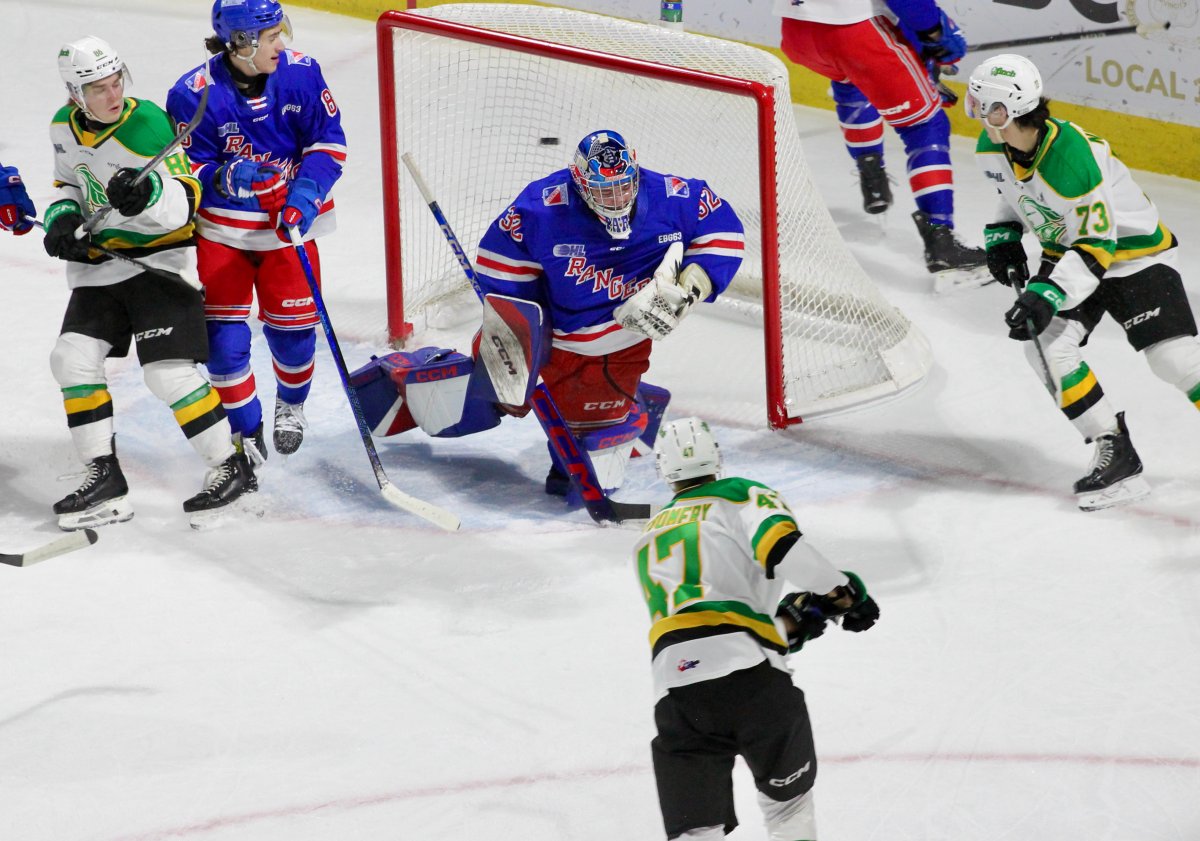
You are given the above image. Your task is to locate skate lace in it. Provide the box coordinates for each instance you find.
[201,462,233,495]
[75,461,104,494]
[1087,436,1115,475]
[275,402,308,433]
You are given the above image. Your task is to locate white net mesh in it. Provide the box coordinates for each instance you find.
[384,4,931,423]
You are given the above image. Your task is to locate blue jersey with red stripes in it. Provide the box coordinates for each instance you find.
[165,51,347,251]
[475,168,745,356]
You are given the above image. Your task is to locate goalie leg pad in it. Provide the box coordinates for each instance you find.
[579,406,648,491]
[349,348,502,438]
[633,381,671,455]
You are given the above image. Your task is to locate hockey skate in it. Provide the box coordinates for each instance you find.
[53,452,134,530]
[183,451,260,529]
[856,154,892,215]
[236,422,268,468]
[912,211,990,292]
[545,463,571,497]
[1073,412,1151,512]
[273,398,307,456]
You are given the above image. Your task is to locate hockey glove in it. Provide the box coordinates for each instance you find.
[1005,279,1064,340]
[107,168,162,217]
[777,591,830,653]
[914,10,967,66]
[615,256,713,341]
[984,222,1029,287]
[214,159,288,213]
[43,201,94,263]
[837,572,881,632]
[0,165,36,235]
[279,177,324,237]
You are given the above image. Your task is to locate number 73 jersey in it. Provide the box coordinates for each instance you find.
[633,477,847,699]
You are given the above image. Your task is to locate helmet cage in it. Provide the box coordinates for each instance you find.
[654,417,723,485]
[569,130,639,239]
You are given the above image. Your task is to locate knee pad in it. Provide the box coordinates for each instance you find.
[50,332,111,388]
[1144,336,1200,394]
[757,788,816,841]
[205,320,252,375]
[263,323,317,367]
[143,359,209,405]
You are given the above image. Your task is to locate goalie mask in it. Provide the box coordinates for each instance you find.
[569,130,639,240]
[212,0,293,56]
[965,54,1043,131]
[655,417,722,485]
[58,36,132,122]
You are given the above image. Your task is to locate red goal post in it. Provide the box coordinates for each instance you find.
[375,4,931,428]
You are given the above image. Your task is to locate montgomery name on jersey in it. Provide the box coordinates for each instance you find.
[49,98,202,289]
[976,116,1176,311]
[165,49,347,251]
[475,167,745,356]
[634,477,848,699]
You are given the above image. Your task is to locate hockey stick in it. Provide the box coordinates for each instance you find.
[530,385,654,525]
[26,216,192,285]
[1009,267,1057,397]
[1,529,98,568]
[963,21,1169,55]
[399,153,483,298]
[286,227,460,531]
[77,74,211,237]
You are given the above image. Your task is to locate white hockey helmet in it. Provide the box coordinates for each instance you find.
[655,417,722,485]
[58,36,131,117]
[965,54,1043,129]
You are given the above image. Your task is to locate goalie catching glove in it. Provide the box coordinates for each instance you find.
[614,241,713,341]
[777,571,880,653]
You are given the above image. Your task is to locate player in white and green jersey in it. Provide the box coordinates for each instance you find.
[968,53,1200,511]
[634,417,880,841]
[43,36,255,530]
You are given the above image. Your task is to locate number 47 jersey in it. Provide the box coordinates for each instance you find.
[633,477,848,699]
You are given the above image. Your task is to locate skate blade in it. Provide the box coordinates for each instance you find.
[1076,475,1151,511]
[57,497,135,531]
[188,494,266,530]
[933,266,994,294]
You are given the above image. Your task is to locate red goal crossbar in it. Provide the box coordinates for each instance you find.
[375,10,794,428]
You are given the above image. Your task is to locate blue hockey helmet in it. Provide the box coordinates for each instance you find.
[569,130,639,240]
[212,0,292,50]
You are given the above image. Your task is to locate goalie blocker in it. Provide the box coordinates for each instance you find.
[349,294,669,516]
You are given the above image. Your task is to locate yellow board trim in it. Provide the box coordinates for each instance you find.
[289,0,1199,181]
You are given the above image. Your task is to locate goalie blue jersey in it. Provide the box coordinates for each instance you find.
[476,168,745,355]
[165,51,347,252]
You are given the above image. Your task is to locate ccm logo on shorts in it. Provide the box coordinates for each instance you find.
[134,327,174,342]
[769,761,812,788]
[281,298,315,307]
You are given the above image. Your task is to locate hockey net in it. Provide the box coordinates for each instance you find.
[377,4,932,427]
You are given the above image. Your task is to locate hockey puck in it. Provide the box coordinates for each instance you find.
[539,137,560,146]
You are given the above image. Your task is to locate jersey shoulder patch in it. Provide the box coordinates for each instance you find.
[663,174,691,198]
[284,50,315,68]
[541,182,570,206]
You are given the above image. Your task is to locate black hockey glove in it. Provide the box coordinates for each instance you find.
[983,221,1030,287]
[42,202,94,263]
[823,571,879,632]
[777,591,829,653]
[107,168,161,217]
[1005,280,1064,340]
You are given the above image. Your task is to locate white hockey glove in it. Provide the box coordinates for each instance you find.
[614,244,713,341]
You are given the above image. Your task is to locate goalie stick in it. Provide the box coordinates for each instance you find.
[1,529,98,568]
[400,152,483,298]
[530,386,655,525]
[286,227,461,531]
[76,71,211,237]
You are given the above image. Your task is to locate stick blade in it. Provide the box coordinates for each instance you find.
[1,528,99,568]
[380,481,461,531]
